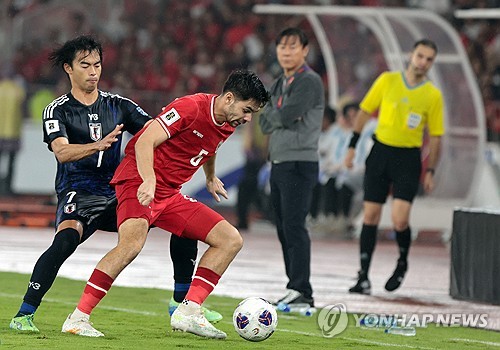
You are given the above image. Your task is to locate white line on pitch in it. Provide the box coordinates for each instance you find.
[0,292,484,349]
[450,338,500,347]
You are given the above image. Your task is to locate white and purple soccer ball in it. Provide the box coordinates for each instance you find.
[233,297,278,342]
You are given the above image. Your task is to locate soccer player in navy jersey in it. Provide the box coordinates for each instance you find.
[9,35,220,332]
[61,69,269,339]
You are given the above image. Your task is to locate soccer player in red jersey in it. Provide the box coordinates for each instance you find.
[62,69,269,339]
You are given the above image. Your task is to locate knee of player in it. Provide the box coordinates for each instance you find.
[393,221,409,232]
[226,227,244,253]
[206,221,243,253]
[363,213,380,226]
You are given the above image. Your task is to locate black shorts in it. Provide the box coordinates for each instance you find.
[55,188,118,241]
[363,138,421,204]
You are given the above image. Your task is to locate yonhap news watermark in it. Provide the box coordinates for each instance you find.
[317,303,489,338]
[355,312,489,328]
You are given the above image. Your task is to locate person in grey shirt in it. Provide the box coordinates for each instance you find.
[259,27,324,309]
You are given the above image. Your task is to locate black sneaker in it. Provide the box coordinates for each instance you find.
[349,271,371,295]
[275,289,314,307]
[385,261,407,292]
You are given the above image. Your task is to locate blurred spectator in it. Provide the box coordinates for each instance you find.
[5,0,500,162]
[335,103,376,235]
[28,78,67,124]
[309,104,355,236]
[309,106,338,225]
[0,66,26,195]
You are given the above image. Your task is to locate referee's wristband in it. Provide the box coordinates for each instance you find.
[426,168,435,175]
[348,132,361,148]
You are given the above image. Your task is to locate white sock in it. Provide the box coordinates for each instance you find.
[177,300,201,315]
[71,307,90,321]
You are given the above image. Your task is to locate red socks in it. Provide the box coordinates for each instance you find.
[76,267,218,314]
[185,267,220,305]
[77,269,114,315]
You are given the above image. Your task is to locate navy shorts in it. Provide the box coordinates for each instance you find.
[363,138,422,204]
[55,188,118,241]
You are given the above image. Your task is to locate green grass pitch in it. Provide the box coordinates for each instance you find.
[0,271,499,349]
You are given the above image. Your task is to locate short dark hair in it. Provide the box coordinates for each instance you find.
[222,69,270,108]
[275,27,308,47]
[413,39,438,54]
[49,35,103,70]
[342,102,359,117]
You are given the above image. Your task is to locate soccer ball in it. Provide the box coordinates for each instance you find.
[233,297,278,342]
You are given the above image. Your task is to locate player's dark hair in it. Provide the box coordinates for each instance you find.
[275,27,308,47]
[413,39,438,53]
[49,35,103,70]
[222,69,270,108]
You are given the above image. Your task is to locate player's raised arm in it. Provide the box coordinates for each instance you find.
[51,124,123,163]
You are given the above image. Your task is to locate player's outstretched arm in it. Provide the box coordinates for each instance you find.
[51,124,123,163]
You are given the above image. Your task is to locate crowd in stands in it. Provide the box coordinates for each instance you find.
[2,0,500,139]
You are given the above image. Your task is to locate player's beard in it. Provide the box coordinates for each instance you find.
[411,61,428,77]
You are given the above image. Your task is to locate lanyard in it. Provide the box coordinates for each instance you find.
[276,65,309,109]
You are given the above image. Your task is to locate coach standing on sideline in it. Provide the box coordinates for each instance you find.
[346,39,445,295]
[259,27,324,310]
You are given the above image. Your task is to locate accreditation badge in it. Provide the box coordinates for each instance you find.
[407,112,422,129]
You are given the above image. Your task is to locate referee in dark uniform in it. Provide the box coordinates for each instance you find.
[9,36,217,332]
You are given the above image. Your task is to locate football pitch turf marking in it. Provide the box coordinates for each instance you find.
[0,292,160,316]
[0,292,490,349]
[273,327,439,349]
[340,337,437,350]
[450,338,500,347]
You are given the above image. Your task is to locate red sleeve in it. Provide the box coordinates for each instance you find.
[155,96,198,138]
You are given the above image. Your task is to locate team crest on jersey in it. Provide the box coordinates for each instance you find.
[89,123,102,141]
[45,120,60,134]
[159,108,181,126]
[64,203,76,214]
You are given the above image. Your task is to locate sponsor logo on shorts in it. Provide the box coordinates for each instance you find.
[183,194,198,203]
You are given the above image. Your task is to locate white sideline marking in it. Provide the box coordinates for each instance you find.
[242,324,438,349]
[450,338,500,347]
[341,337,437,350]
[0,292,159,316]
[1,292,491,350]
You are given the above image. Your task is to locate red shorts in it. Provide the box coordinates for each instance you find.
[115,181,224,241]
